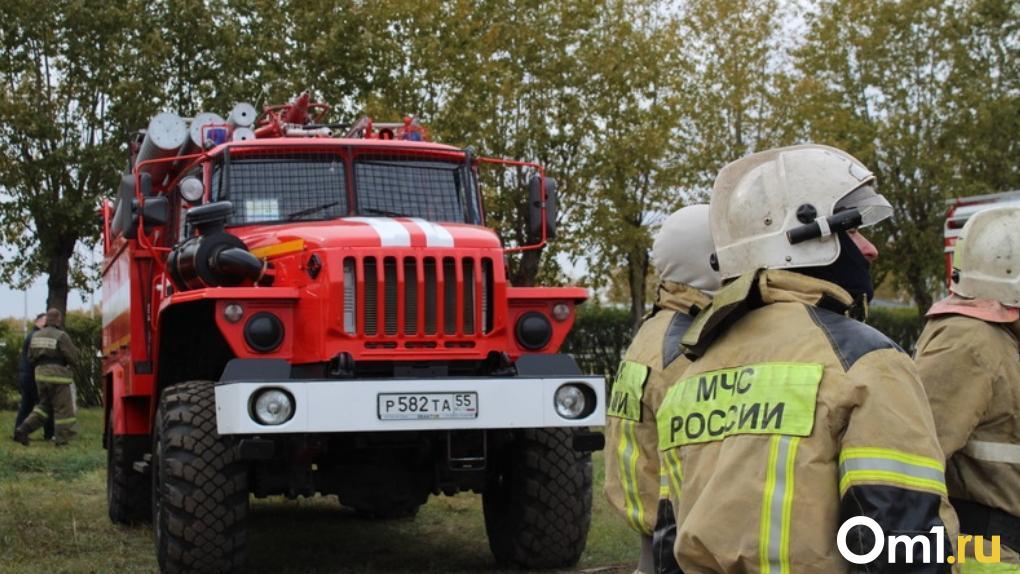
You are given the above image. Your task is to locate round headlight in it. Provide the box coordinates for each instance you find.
[516,312,552,350]
[245,312,284,352]
[224,303,244,323]
[179,175,204,203]
[554,384,587,419]
[253,388,294,425]
[551,302,571,322]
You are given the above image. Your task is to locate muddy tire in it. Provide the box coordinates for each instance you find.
[152,381,249,574]
[482,428,593,569]
[107,416,151,524]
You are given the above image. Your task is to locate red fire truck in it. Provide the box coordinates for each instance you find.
[101,94,605,573]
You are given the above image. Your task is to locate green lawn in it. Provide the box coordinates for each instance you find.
[0,409,637,573]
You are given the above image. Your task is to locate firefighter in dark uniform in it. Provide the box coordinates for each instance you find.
[13,313,54,441]
[604,205,720,574]
[13,308,79,446]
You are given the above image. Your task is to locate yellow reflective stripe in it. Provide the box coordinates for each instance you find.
[840,447,944,472]
[760,436,781,574]
[32,407,48,419]
[779,437,800,574]
[36,374,73,384]
[54,417,76,425]
[658,465,670,498]
[657,362,822,449]
[249,238,305,259]
[838,471,947,496]
[608,361,648,421]
[760,435,799,574]
[960,562,1020,573]
[663,448,683,500]
[839,447,946,496]
[616,420,648,534]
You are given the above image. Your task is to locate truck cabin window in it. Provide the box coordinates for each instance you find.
[211,153,348,226]
[353,155,480,225]
[211,152,480,226]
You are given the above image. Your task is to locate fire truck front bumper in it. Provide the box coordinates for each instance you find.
[213,358,606,435]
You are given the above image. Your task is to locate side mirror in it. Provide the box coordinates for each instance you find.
[528,174,558,243]
[130,195,170,236]
[114,172,154,239]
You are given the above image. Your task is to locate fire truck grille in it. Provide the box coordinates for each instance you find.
[344,255,494,339]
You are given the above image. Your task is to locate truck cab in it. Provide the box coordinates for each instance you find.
[101,96,604,573]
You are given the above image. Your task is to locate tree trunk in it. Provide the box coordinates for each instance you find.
[509,248,542,287]
[909,272,934,315]
[44,235,77,317]
[627,249,649,333]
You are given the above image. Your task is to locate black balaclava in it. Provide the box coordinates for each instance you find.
[796,231,873,318]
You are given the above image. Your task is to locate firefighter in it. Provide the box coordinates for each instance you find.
[915,205,1020,568]
[13,313,54,442]
[659,144,957,572]
[13,308,79,446]
[604,204,721,574]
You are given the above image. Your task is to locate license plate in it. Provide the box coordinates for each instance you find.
[377,392,478,420]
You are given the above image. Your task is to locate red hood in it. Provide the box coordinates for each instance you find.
[236,217,503,251]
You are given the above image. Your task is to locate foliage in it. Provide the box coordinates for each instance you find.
[561,304,633,380]
[867,306,924,354]
[0,0,1016,330]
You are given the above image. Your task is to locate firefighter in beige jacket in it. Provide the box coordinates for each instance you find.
[659,145,957,573]
[605,205,721,574]
[916,205,1020,568]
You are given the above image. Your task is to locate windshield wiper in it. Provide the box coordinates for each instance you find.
[362,207,412,218]
[287,201,340,220]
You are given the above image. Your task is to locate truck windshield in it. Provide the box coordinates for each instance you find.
[353,155,480,225]
[211,151,480,226]
[212,153,347,226]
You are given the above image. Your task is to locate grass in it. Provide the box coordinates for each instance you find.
[0,409,638,573]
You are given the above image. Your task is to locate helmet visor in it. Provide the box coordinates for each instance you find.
[835,185,893,227]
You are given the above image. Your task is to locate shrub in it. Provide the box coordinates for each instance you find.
[867,306,924,353]
[561,304,632,380]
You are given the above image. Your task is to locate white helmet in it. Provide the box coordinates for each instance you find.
[651,204,722,293]
[952,205,1020,307]
[710,144,893,280]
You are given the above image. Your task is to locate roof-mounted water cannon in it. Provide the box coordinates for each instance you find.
[253,92,333,138]
[344,116,429,141]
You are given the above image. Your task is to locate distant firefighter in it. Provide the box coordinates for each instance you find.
[13,312,53,441]
[13,308,79,446]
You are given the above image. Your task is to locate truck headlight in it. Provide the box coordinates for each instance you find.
[245,312,284,352]
[516,312,552,350]
[554,384,588,419]
[252,388,294,425]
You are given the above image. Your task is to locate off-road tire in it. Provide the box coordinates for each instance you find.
[152,381,249,574]
[482,427,593,569]
[107,416,151,524]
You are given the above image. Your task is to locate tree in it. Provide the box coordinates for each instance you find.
[0,1,138,315]
[576,0,691,330]
[789,0,1019,310]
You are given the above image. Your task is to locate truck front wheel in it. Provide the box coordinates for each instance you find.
[482,428,593,569]
[152,381,249,573]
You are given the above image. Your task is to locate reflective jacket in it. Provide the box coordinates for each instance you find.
[915,311,1020,564]
[28,325,78,385]
[605,281,710,539]
[659,270,957,573]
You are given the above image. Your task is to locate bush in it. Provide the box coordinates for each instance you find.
[866,306,924,353]
[561,304,632,380]
[561,302,925,382]
[0,311,103,410]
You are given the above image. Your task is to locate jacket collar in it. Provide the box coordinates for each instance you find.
[655,280,712,316]
[681,269,853,359]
